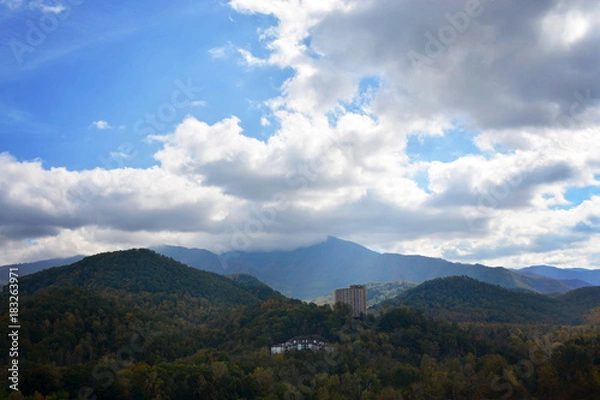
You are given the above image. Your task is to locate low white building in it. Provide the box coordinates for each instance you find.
[270,335,329,354]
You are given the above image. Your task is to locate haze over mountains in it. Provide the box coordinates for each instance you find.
[2,237,596,299]
[517,265,600,286]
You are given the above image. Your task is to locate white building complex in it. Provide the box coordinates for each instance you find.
[270,335,329,354]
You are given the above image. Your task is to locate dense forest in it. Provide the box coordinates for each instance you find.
[2,250,600,399]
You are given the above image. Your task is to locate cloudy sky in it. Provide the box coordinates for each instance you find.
[1,0,599,269]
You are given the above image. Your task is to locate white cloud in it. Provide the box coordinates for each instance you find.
[1,0,599,271]
[3,0,67,13]
[2,111,599,268]
[208,47,227,59]
[91,120,113,130]
[30,0,66,14]
[237,48,267,66]
[191,100,207,107]
[541,7,597,48]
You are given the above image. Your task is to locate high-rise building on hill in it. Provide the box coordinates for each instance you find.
[333,284,366,317]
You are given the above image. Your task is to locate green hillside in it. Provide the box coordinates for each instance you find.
[225,273,284,300]
[377,276,600,324]
[18,249,261,306]
[10,249,270,328]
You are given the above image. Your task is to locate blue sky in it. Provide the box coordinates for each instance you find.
[406,128,480,163]
[1,0,289,170]
[1,0,599,269]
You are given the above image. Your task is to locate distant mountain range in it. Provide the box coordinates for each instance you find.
[153,237,593,299]
[516,265,600,286]
[2,236,597,299]
[10,249,600,326]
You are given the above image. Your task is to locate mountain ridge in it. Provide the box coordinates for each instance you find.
[3,237,596,300]
[518,264,600,286]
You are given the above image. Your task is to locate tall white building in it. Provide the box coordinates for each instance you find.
[333,284,367,317]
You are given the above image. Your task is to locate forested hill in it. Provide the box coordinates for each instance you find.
[225,273,284,300]
[14,249,270,308]
[377,276,600,324]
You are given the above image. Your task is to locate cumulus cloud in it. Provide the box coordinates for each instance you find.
[1,0,599,270]
[308,0,600,130]
[0,152,234,239]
